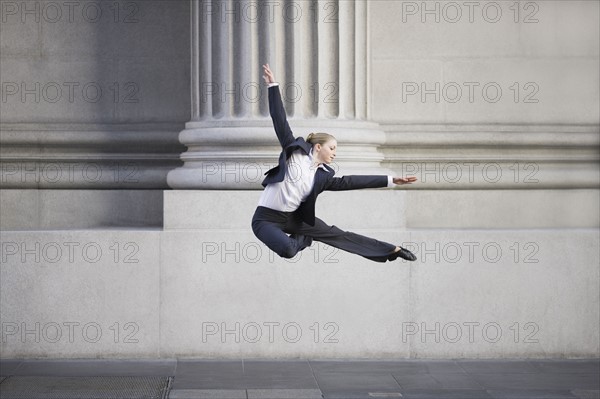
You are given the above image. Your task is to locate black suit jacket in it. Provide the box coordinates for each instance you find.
[261,85,388,226]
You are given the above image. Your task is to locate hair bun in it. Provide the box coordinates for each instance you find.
[306,132,315,142]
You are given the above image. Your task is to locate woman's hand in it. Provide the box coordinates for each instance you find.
[262,63,275,84]
[393,176,418,185]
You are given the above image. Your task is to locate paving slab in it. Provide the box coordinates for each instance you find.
[571,389,600,399]
[392,372,483,389]
[457,360,539,374]
[470,373,600,390]
[315,372,401,391]
[13,359,177,377]
[322,392,404,399]
[487,389,579,398]
[0,360,23,376]
[530,360,600,374]
[1,357,599,399]
[246,388,323,398]
[399,390,494,399]
[309,361,429,375]
[172,360,245,390]
[0,376,171,399]
[168,389,247,399]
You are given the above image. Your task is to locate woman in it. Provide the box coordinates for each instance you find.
[251,63,417,263]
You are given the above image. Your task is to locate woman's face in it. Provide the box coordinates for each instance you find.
[315,139,337,164]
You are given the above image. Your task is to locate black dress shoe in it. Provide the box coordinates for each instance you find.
[388,246,417,262]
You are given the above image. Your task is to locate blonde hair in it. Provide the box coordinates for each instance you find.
[306,132,336,145]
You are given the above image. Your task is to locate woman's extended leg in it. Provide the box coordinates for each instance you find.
[290,217,399,262]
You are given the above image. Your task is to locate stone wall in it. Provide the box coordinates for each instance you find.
[1,0,598,358]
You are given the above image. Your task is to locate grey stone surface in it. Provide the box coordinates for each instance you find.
[1,358,598,398]
[370,0,599,124]
[397,390,493,399]
[0,376,170,398]
[310,361,429,375]
[0,359,23,376]
[0,1,190,124]
[470,373,600,390]
[404,189,600,229]
[531,360,600,374]
[164,190,406,230]
[0,0,598,365]
[11,359,176,377]
[0,189,164,229]
[392,372,483,389]
[168,390,247,399]
[0,230,162,358]
[2,217,598,358]
[166,1,394,189]
[246,389,323,398]
[457,360,540,374]
[315,372,402,391]
[172,361,245,390]
[0,0,189,193]
[571,390,600,399]
[487,390,579,399]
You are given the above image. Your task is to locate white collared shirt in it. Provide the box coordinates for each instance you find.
[258,147,328,212]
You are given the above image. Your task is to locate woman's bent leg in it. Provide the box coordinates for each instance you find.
[251,207,305,259]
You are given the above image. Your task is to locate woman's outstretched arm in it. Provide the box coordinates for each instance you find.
[263,63,295,149]
[325,175,417,191]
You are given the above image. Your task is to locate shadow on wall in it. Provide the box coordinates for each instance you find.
[0,1,192,228]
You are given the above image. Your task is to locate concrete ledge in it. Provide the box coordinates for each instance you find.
[405,189,600,229]
[0,230,162,358]
[1,227,597,359]
[164,190,407,230]
[164,189,600,231]
[0,189,164,229]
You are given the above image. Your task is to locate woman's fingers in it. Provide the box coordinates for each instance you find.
[262,64,271,83]
[393,176,418,184]
[262,63,275,83]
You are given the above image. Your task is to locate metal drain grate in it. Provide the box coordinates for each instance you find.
[0,376,171,399]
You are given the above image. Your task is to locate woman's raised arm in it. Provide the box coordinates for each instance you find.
[263,63,295,149]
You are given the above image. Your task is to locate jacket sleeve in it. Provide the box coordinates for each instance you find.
[324,175,389,191]
[268,85,295,149]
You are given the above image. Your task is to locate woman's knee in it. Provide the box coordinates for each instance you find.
[277,239,298,259]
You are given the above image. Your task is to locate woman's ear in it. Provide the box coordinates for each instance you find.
[314,143,321,152]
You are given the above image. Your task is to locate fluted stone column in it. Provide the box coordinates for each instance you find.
[167,0,392,189]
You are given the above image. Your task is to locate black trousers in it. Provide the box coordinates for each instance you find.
[251,206,397,262]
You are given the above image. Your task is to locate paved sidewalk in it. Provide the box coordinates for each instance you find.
[1,358,599,399]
